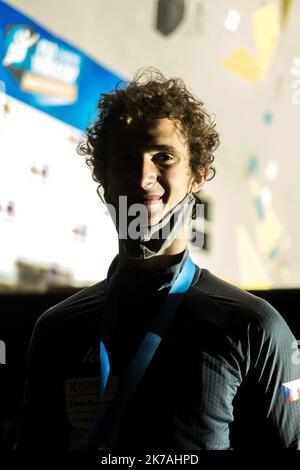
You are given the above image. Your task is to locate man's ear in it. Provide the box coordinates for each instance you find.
[190,166,211,193]
[191,177,204,193]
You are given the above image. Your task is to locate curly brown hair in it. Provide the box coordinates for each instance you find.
[78,68,220,202]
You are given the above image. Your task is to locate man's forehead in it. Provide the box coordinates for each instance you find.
[106,117,186,149]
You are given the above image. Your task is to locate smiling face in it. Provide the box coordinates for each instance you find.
[104,117,203,227]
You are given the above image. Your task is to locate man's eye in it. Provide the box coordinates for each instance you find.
[112,154,133,166]
[153,153,174,163]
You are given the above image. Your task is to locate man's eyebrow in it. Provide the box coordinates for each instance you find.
[110,144,182,158]
[146,144,180,154]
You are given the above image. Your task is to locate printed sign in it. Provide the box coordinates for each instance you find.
[0,0,122,130]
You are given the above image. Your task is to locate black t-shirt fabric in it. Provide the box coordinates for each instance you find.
[16,255,300,450]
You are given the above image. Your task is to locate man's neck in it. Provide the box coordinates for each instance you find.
[118,238,187,270]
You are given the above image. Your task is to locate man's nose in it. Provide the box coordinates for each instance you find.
[140,156,158,190]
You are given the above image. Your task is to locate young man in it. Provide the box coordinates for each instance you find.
[17,70,300,450]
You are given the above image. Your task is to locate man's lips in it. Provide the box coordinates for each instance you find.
[143,195,162,205]
[126,194,163,205]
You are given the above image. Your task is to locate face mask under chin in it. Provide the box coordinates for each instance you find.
[120,192,195,259]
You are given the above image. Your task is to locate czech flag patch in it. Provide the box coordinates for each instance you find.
[282,378,300,404]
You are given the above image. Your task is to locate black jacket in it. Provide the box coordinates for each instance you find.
[16,258,300,450]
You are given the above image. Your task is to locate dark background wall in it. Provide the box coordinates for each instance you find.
[0,290,79,449]
[0,288,300,449]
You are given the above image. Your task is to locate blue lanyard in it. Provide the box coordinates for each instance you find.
[89,255,196,449]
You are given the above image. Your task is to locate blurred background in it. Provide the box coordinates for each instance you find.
[0,0,300,448]
[1,0,300,292]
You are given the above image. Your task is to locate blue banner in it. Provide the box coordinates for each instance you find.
[0,0,123,130]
